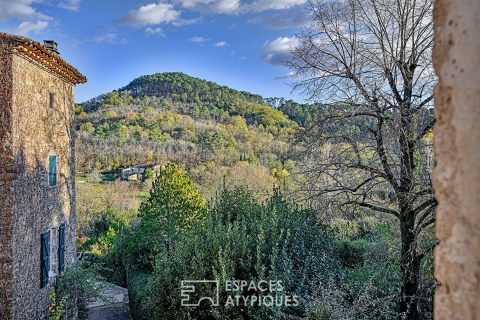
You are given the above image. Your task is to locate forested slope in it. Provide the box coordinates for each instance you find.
[75,72,307,198]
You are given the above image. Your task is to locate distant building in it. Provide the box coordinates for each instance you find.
[120,163,162,181]
[0,33,86,319]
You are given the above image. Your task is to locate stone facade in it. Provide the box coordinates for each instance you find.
[433,1,480,319]
[0,33,86,320]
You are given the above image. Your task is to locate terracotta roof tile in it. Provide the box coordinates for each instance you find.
[0,32,87,85]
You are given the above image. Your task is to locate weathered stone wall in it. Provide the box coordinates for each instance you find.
[433,0,480,319]
[0,50,77,319]
[0,48,14,320]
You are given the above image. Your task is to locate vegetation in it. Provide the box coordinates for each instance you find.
[77,164,434,319]
[74,6,437,315]
[48,265,103,320]
[291,0,436,318]
[76,73,298,200]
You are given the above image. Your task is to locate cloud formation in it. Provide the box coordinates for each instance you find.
[58,0,81,11]
[145,27,164,35]
[189,35,208,43]
[175,0,306,14]
[214,41,228,47]
[251,0,306,11]
[262,36,299,66]
[0,0,50,20]
[121,3,181,26]
[177,0,241,14]
[13,20,49,35]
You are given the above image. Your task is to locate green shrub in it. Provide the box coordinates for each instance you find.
[127,189,339,319]
[50,265,103,319]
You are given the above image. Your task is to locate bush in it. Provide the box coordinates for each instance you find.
[49,265,103,319]
[125,188,339,319]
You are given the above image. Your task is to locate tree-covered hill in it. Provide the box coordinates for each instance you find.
[81,72,293,129]
[75,72,306,199]
[123,72,263,105]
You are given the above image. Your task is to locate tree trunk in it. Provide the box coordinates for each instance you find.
[400,212,420,320]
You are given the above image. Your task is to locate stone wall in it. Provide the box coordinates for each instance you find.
[433,0,480,319]
[0,47,14,320]
[0,49,77,319]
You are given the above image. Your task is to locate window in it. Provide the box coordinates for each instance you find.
[49,93,55,109]
[58,224,65,273]
[49,155,57,186]
[40,232,50,288]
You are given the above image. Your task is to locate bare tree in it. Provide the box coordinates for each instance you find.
[291,0,436,318]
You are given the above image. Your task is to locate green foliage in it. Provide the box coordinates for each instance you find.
[88,182,434,320]
[48,288,67,320]
[51,265,104,319]
[117,187,339,319]
[79,122,95,134]
[139,163,206,230]
[144,167,155,180]
[74,72,436,320]
[118,164,207,273]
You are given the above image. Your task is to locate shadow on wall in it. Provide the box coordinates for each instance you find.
[1,129,76,318]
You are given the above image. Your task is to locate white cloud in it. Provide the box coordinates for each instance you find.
[176,0,305,14]
[262,36,299,65]
[251,0,306,11]
[121,2,181,26]
[93,32,127,44]
[145,27,164,35]
[189,35,208,43]
[0,0,50,20]
[172,17,202,26]
[13,20,48,35]
[176,0,241,14]
[58,0,80,11]
[214,41,228,47]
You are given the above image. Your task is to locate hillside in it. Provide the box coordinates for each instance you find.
[80,72,293,128]
[76,72,303,199]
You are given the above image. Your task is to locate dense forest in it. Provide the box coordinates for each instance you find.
[75,72,311,200]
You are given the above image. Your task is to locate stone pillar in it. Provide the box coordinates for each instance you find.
[433,1,480,319]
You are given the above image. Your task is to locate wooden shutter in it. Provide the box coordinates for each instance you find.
[40,232,50,288]
[58,224,65,273]
[49,155,57,186]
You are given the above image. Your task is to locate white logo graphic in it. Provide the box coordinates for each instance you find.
[181,280,220,307]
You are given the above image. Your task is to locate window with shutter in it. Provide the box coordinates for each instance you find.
[58,224,65,273]
[49,155,57,186]
[40,232,50,288]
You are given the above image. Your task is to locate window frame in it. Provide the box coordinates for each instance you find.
[48,155,57,187]
[49,92,55,109]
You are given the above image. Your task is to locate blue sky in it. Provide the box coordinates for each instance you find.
[0,0,310,103]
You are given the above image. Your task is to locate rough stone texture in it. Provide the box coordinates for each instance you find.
[433,0,480,319]
[0,47,14,320]
[0,37,80,319]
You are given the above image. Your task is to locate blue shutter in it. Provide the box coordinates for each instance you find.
[58,224,65,273]
[49,155,57,186]
[40,232,50,288]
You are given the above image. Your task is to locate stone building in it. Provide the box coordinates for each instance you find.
[120,163,162,181]
[0,33,86,319]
